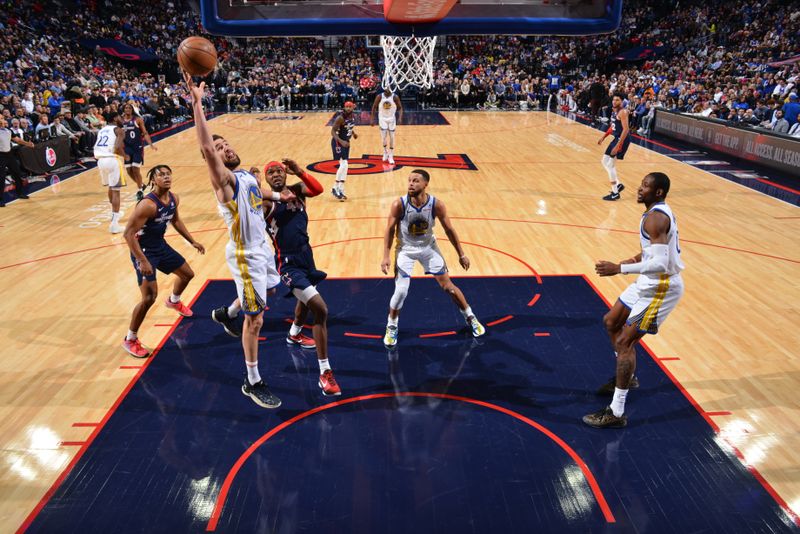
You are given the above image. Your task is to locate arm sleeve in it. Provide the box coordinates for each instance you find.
[299,171,323,197]
[620,244,669,275]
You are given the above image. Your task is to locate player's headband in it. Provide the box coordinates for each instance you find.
[264,161,285,173]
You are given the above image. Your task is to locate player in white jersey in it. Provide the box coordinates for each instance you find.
[186,72,294,409]
[93,111,127,233]
[380,169,486,347]
[584,172,685,428]
[370,88,403,165]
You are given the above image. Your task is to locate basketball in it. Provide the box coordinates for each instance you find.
[177,36,217,77]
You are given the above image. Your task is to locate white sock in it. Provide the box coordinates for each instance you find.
[246,361,261,385]
[611,181,620,194]
[610,387,628,417]
[289,323,302,336]
[335,180,345,193]
[387,315,398,327]
[460,306,473,321]
[169,293,181,303]
[111,211,120,224]
[126,330,137,341]
[228,301,241,318]
[318,358,331,373]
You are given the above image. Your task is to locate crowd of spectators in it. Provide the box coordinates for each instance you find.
[1,0,799,185]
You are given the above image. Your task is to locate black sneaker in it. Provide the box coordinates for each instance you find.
[331,187,341,200]
[136,189,145,202]
[212,306,241,337]
[618,183,625,193]
[338,191,347,201]
[583,406,627,428]
[242,379,281,409]
[597,375,640,396]
[602,191,620,201]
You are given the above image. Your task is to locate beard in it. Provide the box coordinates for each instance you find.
[223,154,241,169]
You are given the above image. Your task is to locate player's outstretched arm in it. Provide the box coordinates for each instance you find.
[171,194,205,254]
[123,199,158,276]
[435,199,470,270]
[283,159,323,197]
[381,199,403,274]
[184,71,233,201]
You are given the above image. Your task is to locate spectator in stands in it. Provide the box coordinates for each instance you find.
[35,114,54,140]
[782,93,800,126]
[771,110,789,134]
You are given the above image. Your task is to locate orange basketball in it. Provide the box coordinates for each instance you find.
[177,36,217,77]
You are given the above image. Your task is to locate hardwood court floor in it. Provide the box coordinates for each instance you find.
[1,111,798,530]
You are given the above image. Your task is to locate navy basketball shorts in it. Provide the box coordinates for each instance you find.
[131,244,186,285]
[331,138,350,161]
[124,146,144,167]
[278,246,327,292]
[605,137,631,160]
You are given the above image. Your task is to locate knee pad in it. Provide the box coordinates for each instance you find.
[390,276,410,310]
[601,155,614,170]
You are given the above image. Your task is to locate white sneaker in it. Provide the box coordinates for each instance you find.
[109,223,124,234]
[468,316,486,337]
[388,156,395,165]
[382,152,388,162]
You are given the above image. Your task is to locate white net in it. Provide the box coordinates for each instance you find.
[380,35,437,93]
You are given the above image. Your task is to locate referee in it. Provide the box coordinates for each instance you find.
[0,117,34,207]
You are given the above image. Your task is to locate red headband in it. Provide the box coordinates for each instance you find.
[264,161,285,173]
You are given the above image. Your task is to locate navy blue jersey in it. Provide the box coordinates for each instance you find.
[268,197,310,253]
[123,117,142,148]
[611,110,627,138]
[137,192,176,249]
[335,111,356,142]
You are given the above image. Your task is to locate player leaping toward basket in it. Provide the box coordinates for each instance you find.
[380,169,486,347]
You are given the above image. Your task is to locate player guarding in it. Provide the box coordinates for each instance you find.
[370,88,403,165]
[122,102,157,201]
[597,93,629,201]
[122,165,205,358]
[380,169,486,347]
[185,71,294,409]
[584,172,684,428]
[93,111,127,233]
[264,159,341,396]
[330,101,357,201]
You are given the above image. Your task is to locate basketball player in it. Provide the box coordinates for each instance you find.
[380,169,486,347]
[330,100,357,200]
[185,71,293,409]
[264,158,341,396]
[370,88,403,165]
[583,172,684,428]
[122,102,157,202]
[597,93,629,201]
[122,165,205,358]
[93,111,127,233]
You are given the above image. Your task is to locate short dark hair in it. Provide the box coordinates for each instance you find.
[613,92,626,100]
[646,172,671,197]
[411,169,430,182]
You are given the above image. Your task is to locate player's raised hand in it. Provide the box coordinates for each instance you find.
[381,256,390,275]
[282,158,301,175]
[595,260,621,276]
[249,166,261,177]
[183,71,206,104]
[459,255,470,270]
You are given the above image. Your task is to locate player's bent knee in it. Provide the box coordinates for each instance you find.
[390,276,410,309]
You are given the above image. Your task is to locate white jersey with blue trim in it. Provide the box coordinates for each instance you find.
[397,194,436,250]
[639,202,684,279]
[379,93,397,119]
[93,125,118,158]
[217,169,267,250]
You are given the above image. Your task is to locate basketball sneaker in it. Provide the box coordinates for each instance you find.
[382,151,389,162]
[596,375,639,396]
[319,369,341,396]
[468,316,486,337]
[212,306,241,337]
[242,379,282,409]
[109,222,124,234]
[331,187,342,200]
[286,331,316,349]
[136,188,145,202]
[338,190,348,201]
[165,298,193,317]
[582,406,627,428]
[384,325,398,347]
[122,338,151,358]
[388,156,395,165]
[602,183,625,201]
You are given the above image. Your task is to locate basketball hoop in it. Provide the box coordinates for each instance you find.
[380,35,437,93]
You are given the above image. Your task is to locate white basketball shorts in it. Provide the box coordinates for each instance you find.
[379,116,396,131]
[225,241,280,315]
[620,273,684,335]
[97,156,126,189]
[395,243,447,278]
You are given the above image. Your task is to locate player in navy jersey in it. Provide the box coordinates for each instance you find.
[330,101,358,200]
[122,103,157,201]
[122,165,205,358]
[597,93,630,201]
[264,158,341,396]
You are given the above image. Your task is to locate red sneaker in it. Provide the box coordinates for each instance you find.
[286,332,316,349]
[318,369,341,396]
[122,338,151,358]
[165,298,193,317]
